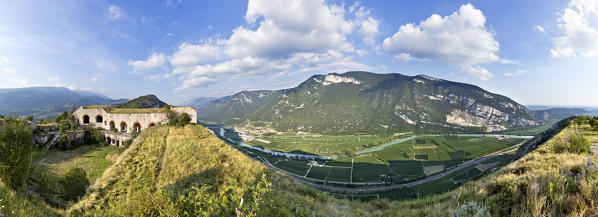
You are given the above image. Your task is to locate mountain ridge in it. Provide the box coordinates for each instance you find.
[196,71,537,134]
[0,87,127,118]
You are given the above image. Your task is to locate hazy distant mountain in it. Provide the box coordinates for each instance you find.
[198,71,537,134]
[115,94,167,108]
[197,90,281,123]
[532,108,598,122]
[0,87,127,119]
[182,97,218,108]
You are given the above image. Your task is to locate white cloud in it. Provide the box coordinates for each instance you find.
[107,5,123,20]
[353,5,380,45]
[166,0,182,7]
[48,77,59,82]
[3,67,16,74]
[145,74,164,82]
[226,0,354,58]
[534,25,545,33]
[463,65,493,80]
[127,53,166,73]
[161,0,376,91]
[0,56,9,64]
[551,0,598,58]
[382,4,500,80]
[168,42,222,67]
[504,70,526,77]
[90,73,105,82]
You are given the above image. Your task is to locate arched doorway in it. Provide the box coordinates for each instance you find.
[120,122,127,132]
[95,115,103,123]
[83,115,90,124]
[110,121,115,130]
[133,123,141,133]
[106,137,112,144]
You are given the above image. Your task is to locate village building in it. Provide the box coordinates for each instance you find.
[72,105,197,147]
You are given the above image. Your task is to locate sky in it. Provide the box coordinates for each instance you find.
[1,0,597,106]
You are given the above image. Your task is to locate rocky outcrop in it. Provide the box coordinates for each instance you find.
[443,94,536,131]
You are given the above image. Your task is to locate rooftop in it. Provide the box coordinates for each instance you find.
[83,105,167,114]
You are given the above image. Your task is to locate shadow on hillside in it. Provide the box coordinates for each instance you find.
[162,167,229,194]
[36,145,101,166]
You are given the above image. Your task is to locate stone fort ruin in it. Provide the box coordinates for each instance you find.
[73,105,197,146]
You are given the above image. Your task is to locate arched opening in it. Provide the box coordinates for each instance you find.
[104,120,107,125]
[148,122,156,127]
[83,115,90,124]
[133,123,141,133]
[116,140,120,147]
[120,122,127,132]
[95,115,103,123]
[106,137,112,144]
[110,121,115,130]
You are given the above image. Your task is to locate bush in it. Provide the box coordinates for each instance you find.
[567,135,590,154]
[84,127,106,145]
[168,111,192,127]
[59,167,89,201]
[0,120,33,190]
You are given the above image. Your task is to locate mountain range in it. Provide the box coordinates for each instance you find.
[193,71,539,134]
[0,87,127,119]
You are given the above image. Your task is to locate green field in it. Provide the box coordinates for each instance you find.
[246,132,404,155]
[246,134,526,183]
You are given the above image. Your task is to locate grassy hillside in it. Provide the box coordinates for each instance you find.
[0,178,63,217]
[67,124,403,216]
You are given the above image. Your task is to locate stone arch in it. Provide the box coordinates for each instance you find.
[95,115,103,123]
[133,122,141,133]
[83,115,90,124]
[120,121,128,132]
[116,140,120,147]
[106,137,112,144]
[148,122,156,127]
[109,121,115,130]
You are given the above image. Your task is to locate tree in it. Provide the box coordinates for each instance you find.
[25,115,33,121]
[69,105,76,115]
[59,167,89,201]
[0,120,33,189]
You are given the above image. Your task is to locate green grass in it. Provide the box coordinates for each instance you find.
[0,180,63,217]
[34,145,123,182]
[83,105,166,114]
[246,132,399,155]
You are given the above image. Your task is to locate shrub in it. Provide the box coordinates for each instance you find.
[450,201,491,217]
[59,167,89,201]
[168,111,192,127]
[0,120,33,190]
[84,127,106,145]
[567,135,590,154]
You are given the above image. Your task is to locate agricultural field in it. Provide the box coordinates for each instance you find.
[243,134,526,184]
[245,132,404,155]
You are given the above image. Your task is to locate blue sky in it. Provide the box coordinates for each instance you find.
[1,0,597,106]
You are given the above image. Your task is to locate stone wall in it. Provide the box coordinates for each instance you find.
[102,130,132,147]
[73,105,197,133]
[171,106,198,123]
